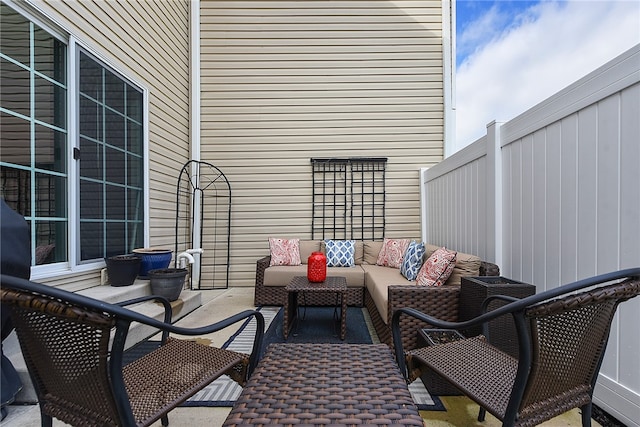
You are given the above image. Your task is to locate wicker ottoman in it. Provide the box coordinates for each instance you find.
[224,343,424,426]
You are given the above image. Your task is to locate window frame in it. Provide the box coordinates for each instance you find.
[3,2,150,280]
[72,43,149,266]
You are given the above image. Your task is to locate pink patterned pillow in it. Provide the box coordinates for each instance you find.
[376,238,410,269]
[416,247,457,287]
[269,238,301,266]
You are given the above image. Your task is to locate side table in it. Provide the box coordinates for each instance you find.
[284,276,347,340]
[459,276,535,358]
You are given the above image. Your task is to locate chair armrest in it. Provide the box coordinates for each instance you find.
[478,294,520,340]
[148,309,266,378]
[117,295,173,342]
[480,294,520,312]
[0,275,267,379]
[391,305,511,379]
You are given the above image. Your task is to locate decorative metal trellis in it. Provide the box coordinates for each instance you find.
[311,158,386,241]
[174,160,231,289]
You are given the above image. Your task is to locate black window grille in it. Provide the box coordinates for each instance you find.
[311,158,386,241]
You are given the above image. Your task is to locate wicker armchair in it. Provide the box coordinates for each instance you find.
[0,274,264,427]
[391,268,640,427]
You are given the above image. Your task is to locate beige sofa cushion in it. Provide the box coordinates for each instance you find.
[362,264,411,323]
[354,241,364,265]
[327,266,365,287]
[299,240,321,264]
[425,245,481,286]
[263,265,307,287]
[264,265,365,288]
[363,240,384,264]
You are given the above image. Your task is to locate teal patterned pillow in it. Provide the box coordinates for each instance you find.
[400,241,426,281]
[324,240,355,267]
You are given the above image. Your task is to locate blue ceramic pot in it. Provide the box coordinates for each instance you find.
[133,248,172,279]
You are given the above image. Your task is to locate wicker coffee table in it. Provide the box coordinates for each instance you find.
[284,276,347,340]
[223,343,424,426]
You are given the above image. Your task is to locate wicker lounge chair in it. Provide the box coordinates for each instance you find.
[391,268,640,427]
[0,274,264,427]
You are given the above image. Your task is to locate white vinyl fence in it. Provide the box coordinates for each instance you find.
[422,45,640,426]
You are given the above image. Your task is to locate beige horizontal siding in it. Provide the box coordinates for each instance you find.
[199,0,445,287]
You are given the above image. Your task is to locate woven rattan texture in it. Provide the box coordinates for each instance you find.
[2,289,122,426]
[284,276,347,340]
[1,287,251,427]
[359,260,498,350]
[365,285,461,350]
[224,343,424,426]
[479,261,500,276]
[410,335,516,418]
[515,280,640,426]
[254,256,364,306]
[124,337,249,425]
[286,275,347,292]
[406,278,640,427]
[459,278,535,357]
[414,329,462,395]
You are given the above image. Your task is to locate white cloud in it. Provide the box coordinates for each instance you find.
[454,0,640,152]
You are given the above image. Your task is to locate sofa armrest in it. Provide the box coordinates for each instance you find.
[387,285,461,350]
[255,255,271,288]
[480,261,500,276]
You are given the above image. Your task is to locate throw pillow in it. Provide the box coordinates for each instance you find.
[268,238,301,266]
[324,240,355,267]
[416,247,457,287]
[400,241,426,281]
[376,238,410,269]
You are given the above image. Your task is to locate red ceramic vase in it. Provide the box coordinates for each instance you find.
[307,251,327,282]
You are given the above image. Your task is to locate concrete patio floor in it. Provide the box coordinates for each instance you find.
[1,287,600,427]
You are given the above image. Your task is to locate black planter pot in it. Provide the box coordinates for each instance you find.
[148,268,188,301]
[105,255,141,287]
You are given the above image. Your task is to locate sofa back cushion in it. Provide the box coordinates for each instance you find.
[299,240,321,264]
[363,240,384,264]
[354,241,364,264]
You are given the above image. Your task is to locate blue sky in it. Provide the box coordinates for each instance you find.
[456,0,541,66]
[453,0,640,150]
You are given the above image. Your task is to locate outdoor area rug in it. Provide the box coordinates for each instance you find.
[263,305,373,344]
[123,305,444,410]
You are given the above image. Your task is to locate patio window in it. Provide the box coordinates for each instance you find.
[0,3,145,268]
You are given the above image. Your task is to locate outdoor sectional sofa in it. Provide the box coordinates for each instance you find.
[254,239,500,350]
